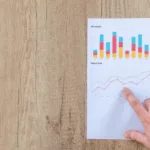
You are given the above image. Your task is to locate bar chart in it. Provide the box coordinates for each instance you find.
[88,18,150,140]
[93,32,149,59]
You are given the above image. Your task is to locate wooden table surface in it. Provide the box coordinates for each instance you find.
[0,0,149,149]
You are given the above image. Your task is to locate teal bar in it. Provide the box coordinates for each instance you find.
[132,37,136,44]
[138,34,142,48]
[145,45,149,51]
[113,32,117,36]
[119,37,123,43]
[106,42,110,51]
[100,35,104,42]
[93,50,98,53]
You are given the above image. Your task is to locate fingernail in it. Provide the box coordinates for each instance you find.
[122,87,128,93]
[122,87,131,93]
[122,87,126,92]
[124,132,132,140]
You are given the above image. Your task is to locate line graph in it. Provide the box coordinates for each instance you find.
[92,72,150,92]
[92,71,150,86]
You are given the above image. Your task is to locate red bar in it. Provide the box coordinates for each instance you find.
[93,52,97,55]
[145,51,149,54]
[106,51,110,54]
[132,44,136,51]
[119,42,123,47]
[112,36,117,53]
[138,47,142,53]
[100,42,104,50]
[125,51,129,54]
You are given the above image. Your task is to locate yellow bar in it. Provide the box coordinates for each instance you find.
[125,54,129,58]
[145,54,149,58]
[138,52,142,58]
[119,47,123,58]
[112,53,116,58]
[100,50,104,58]
[132,51,136,58]
[106,54,110,58]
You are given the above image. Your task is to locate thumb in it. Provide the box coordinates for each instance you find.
[124,130,150,148]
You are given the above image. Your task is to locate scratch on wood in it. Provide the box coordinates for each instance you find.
[123,0,126,17]
[69,108,72,124]
[17,87,20,149]
[101,0,103,17]
[59,70,66,129]
[46,116,50,124]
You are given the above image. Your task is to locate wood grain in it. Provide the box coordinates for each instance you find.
[0,0,149,149]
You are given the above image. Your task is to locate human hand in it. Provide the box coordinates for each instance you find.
[122,87,150,148]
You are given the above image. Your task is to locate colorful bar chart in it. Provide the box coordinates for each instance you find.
[144,45,149,58]
[93,32,149,59]
[138,34,142,58]
[93,50,98,58]
[119,37,123,58]
[125,50,130,58]
[106,42,110,58]
[100,35,104,58]
[112,32,117,58]
[131,37,136,58]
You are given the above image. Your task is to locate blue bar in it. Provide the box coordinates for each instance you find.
[132,37,136,44]
[100,35,104,42]
[106,42,110,51]
[119,37,123,42]
[93,50,98,53]
[144,45,149,51]
[138,34,142,48]
[112,32,117,36]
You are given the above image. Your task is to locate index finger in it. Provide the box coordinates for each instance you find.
[122,88,148,123]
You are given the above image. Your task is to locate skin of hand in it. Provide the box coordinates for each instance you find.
[122,87,150,148]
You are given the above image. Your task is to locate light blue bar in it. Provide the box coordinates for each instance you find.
[138,34,142,48]
[144,45,149,51]
[119,37,123,42]
[93,50,98,53]
[112,32,117,36]
[100,35,104,42]
[132,37,136,44]
[106,42,110,51]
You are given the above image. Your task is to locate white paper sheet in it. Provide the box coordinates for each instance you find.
[87,18,150,139]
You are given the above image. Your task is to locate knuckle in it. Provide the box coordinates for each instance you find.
[131,132,136,139]
[131,98,139,108]
[126,92,133,99]
[131,132,142,142]
[144,99,150,105]
[143,114,150,124]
